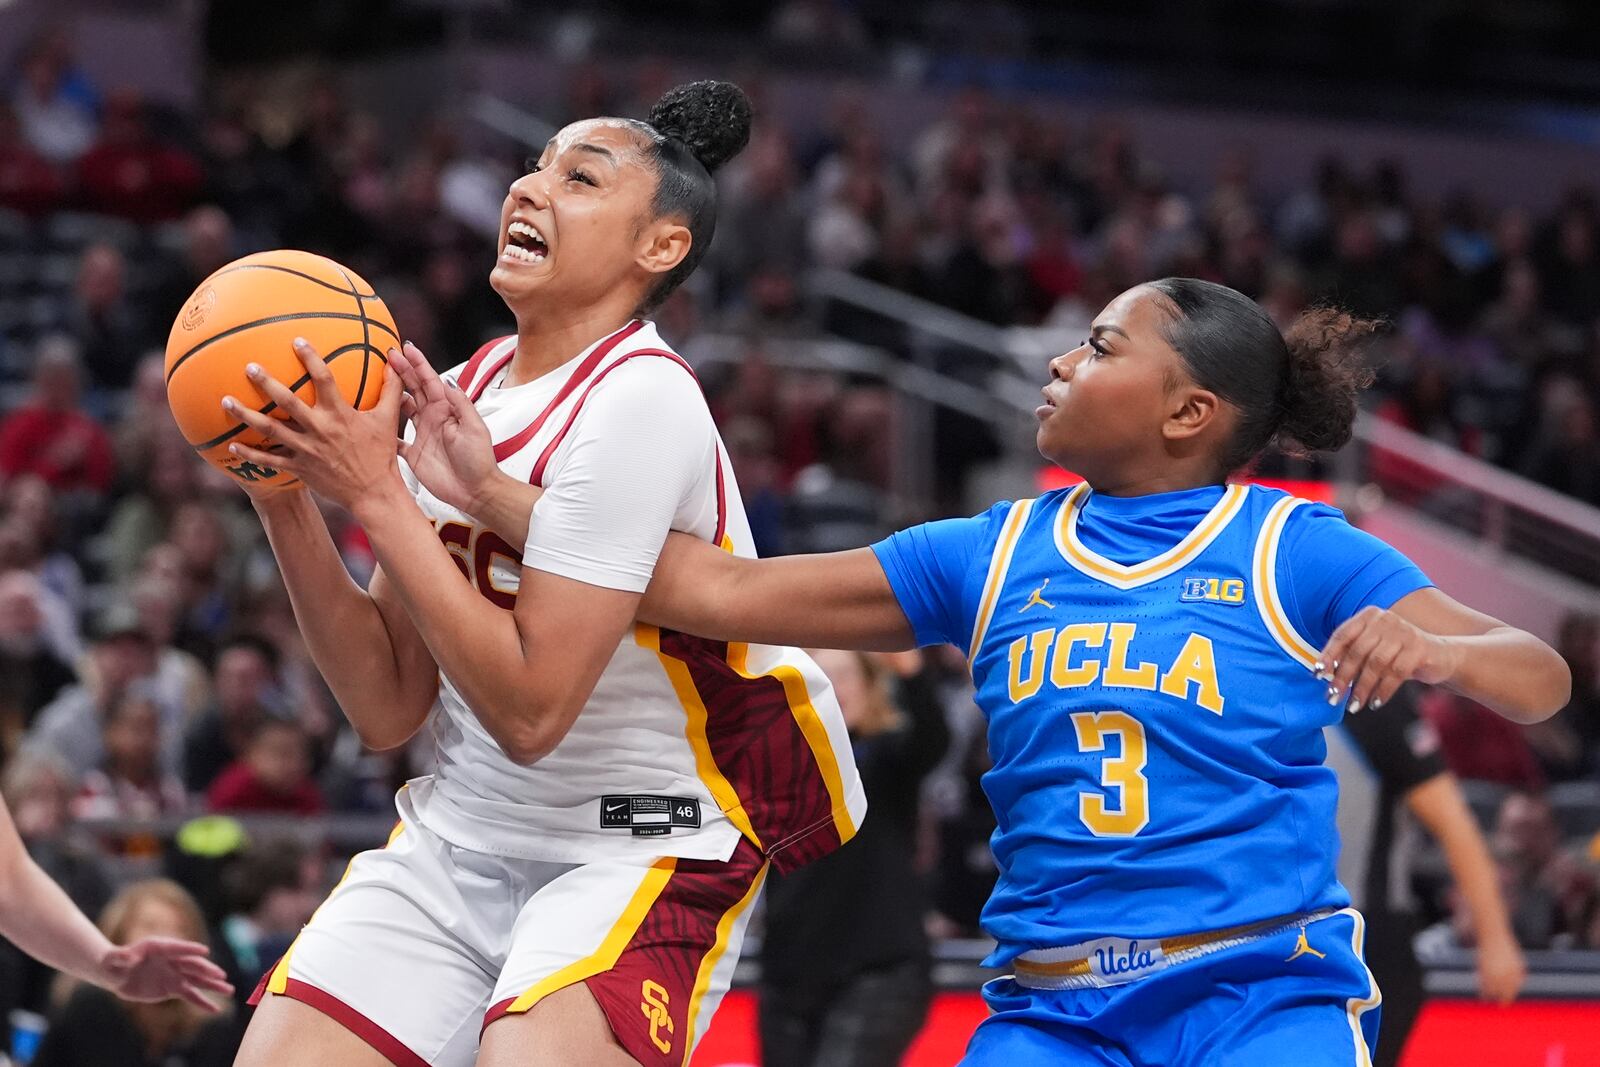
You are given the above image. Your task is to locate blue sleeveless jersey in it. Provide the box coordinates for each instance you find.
[872,483,1431,967]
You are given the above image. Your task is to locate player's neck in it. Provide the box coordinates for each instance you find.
[506,304,641,387]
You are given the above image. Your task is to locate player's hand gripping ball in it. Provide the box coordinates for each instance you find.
[164,250,396,492]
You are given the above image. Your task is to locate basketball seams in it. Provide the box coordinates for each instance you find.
[333,264,377,409]
[166,310,400,384]
[212,262,379,299]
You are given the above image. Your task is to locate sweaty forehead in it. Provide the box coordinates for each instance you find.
[546,119,652,164]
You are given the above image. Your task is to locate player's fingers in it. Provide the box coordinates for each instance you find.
[402,341,451,407]
[1328,627,1383,706]
[1348,645,1401,712]
[221,397,308,452]
[400,394,418,421]
[374,355,404,418]
[1370,647,1424,709]
[242,361,317,424]
[444,379,480,422]
[390,346,424,397]
[177,958,234,990]
[1318,605,1384,679]
[291,337,345,407]
[177,983,226,1013]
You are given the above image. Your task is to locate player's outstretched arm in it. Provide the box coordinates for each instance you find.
[1316,587,1569,723]
[0,797,232,1010]
[388,343,919,652]
[226,348,439,750]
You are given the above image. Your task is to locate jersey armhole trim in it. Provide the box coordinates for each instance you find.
[1252,496,1322,670]
[459,335,517,400]
[967,498,1036,663]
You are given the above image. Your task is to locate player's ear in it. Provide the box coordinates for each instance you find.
[1162,385,1222,443]
[636,220,692,277]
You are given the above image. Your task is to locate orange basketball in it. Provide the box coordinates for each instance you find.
[164,249,397,492]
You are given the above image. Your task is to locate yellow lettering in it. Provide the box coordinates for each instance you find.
[1220,578,1245,603]
[1103,623,1158,690]
[1072,710,1150,836]
[1160,633,1225,714]
[1049,622,1106,689]
[1008,628,1055,702]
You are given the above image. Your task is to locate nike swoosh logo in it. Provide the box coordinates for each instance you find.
[604,802,628,812]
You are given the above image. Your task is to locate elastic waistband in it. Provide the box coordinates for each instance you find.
[1012,908,1340,990]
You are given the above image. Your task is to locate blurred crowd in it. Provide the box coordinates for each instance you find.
[3,20,1600,1064]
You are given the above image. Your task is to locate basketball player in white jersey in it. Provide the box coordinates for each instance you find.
[222,82,865,1067]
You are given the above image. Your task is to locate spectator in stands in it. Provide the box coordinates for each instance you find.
[0,337,114,497]
[110,353,180,483]
[1,474,87,620]
[183,635,283,794]
[128,573,211,722]
[205,719,324,816]
[152,206,237,326]
[161,502,251,656]
[76,89,204,225]
[785,388,893,554]
[1526,612,1600,782]
[54,243,149,391]
[0,570,78,751]
[0,102,64,217]
[31,879,239,1067]
[1539,206,1600,325]
[8,28,98,165]
[72,682,189,822]
[1491,792,1597,949]
[217,837,320,991]
[1418,687,1546,792]
[760,650,947,1067]
[722,415,787,557]
[1520,392,1600,506]
[101,432,206,583]
[24,601,183,782]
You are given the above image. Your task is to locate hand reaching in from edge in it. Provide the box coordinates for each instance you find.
[391,341,500,515]
[100,937,234,1011]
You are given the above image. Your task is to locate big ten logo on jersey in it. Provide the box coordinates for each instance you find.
[1006,622,1225,714]
[436,521,520,609]
[1180,576,1246,604]
[640,980,673,1054]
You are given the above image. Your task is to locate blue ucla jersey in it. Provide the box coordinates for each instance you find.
[872,483,1431,967]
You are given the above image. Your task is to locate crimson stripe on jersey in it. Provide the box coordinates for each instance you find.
[458,335,514,400]
[526,347,700,486]
[490,319,646,461]
[657,631,843,874]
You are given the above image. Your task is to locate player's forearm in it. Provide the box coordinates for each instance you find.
[0,822,116,988]
[467,470,540,548]
[354,481,564,761]
[252,491,434,746]
[1407,775,1518,947]
[640,540,917,651]
[1438,628,1570,723]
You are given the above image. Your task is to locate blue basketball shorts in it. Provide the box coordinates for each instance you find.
[963,908,1383,1067]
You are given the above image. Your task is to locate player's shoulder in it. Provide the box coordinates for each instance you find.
[586,340,707,412]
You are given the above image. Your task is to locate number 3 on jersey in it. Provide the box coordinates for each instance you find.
[1072,710,1149,837]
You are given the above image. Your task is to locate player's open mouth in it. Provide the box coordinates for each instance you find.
[502,219,549,264]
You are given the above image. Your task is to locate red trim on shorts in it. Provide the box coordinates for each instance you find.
[490,320,646,461]
[459,336,514,400]
[526,347,700,485]
[482,839,766,1067]
[267,978,431,1067]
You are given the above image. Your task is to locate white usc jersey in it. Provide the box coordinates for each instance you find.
[399,320,866,871]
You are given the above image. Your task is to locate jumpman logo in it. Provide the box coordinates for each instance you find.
[1020,579,1055,613]
[1284,928,1326,963]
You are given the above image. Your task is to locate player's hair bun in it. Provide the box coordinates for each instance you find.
[1276,307,1381,454]
[647,80,752,174]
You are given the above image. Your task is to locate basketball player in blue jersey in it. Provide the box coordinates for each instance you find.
[388,277,1570,1066]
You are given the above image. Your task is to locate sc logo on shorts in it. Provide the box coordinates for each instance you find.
[641,980,674,1054]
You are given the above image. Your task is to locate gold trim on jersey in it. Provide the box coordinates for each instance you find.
[1251,496,1321,670]
[1052,482,1249,590]
[968,499,1037,663]
[1339,907,1382,1067]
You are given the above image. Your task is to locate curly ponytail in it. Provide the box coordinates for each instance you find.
[1146,278,1382,472]
[1275,308,1380,455]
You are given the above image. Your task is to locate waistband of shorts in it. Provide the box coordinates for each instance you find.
[1011,908,1341,990]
